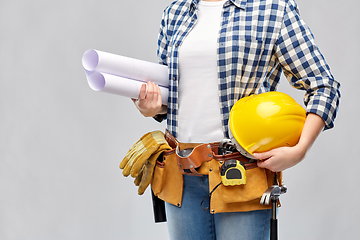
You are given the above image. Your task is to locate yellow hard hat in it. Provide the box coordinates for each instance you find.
[229,92,306,159]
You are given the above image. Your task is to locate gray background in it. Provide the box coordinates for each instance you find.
[0,0,358,239]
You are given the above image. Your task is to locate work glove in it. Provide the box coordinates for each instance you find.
[120,131,171,195]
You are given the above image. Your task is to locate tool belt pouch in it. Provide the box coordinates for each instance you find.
[151,148,183,206]
[219,167,269,203]
[213,153,270,204]
[176,144,213,176]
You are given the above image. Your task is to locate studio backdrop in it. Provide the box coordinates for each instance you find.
[0,0,358,239]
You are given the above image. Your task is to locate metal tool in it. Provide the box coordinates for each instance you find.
[218,139,237,155]
[260,184,287,205]
[260,173,287,240]
[218,139,247,186]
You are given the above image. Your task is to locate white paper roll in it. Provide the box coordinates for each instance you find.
[82,49,169,87]
[87,72,168,106]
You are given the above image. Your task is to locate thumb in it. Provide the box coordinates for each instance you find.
[253,151,273,160]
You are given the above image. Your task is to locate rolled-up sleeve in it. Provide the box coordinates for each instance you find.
[274,0,341,129]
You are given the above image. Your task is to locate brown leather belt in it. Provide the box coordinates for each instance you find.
[164,130,257,176]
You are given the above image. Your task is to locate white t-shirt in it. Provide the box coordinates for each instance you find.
[177,0,226,143]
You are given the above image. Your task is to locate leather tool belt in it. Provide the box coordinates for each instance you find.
[164,130,257,176]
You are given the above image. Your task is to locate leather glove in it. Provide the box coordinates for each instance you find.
[120,131,171,195]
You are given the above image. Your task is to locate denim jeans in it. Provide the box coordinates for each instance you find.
[165,175,272,240]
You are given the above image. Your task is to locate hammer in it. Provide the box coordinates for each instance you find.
[260,173,287,240]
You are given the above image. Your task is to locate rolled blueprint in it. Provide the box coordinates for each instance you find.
[82,49,169,87]
[87,72,168,106]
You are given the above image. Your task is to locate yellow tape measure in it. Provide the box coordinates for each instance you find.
[220,159,246,186]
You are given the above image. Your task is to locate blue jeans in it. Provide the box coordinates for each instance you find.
[165,175,272,240]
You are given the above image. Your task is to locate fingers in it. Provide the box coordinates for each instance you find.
[256,159,268,169]
[257,157,280,173]
[134,170,143,186]
[145,81,153,101]
[137,152,159,195]
[139,83,147,100]
[146,81,161,102]
[253,152,272,161]
[254,150,277,171]
[149,82,158,102]
[155,84,162,105]
[255,146,305,172]
[137,81,160,102]
[132,81,164,117]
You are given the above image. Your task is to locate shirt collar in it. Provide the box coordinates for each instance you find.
[229,0,247,9]
[190,0,247,10]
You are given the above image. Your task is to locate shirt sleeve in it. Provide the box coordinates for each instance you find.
[153,9,169,123]
[157,9,169,66]
[274,0,340,130]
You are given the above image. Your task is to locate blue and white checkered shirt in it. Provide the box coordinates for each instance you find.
[156,0,340,139]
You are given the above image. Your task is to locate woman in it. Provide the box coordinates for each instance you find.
[132,0,340,239]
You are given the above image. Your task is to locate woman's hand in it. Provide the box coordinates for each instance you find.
[254,145,306,172]
[254,113,325,172]
[132,81,167,117]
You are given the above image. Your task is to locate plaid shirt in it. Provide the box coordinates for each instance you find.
[156,0,340,139]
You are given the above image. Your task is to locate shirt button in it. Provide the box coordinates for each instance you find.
[172,77,176,80]
[191,18,195,21]
[175,43,178,47]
